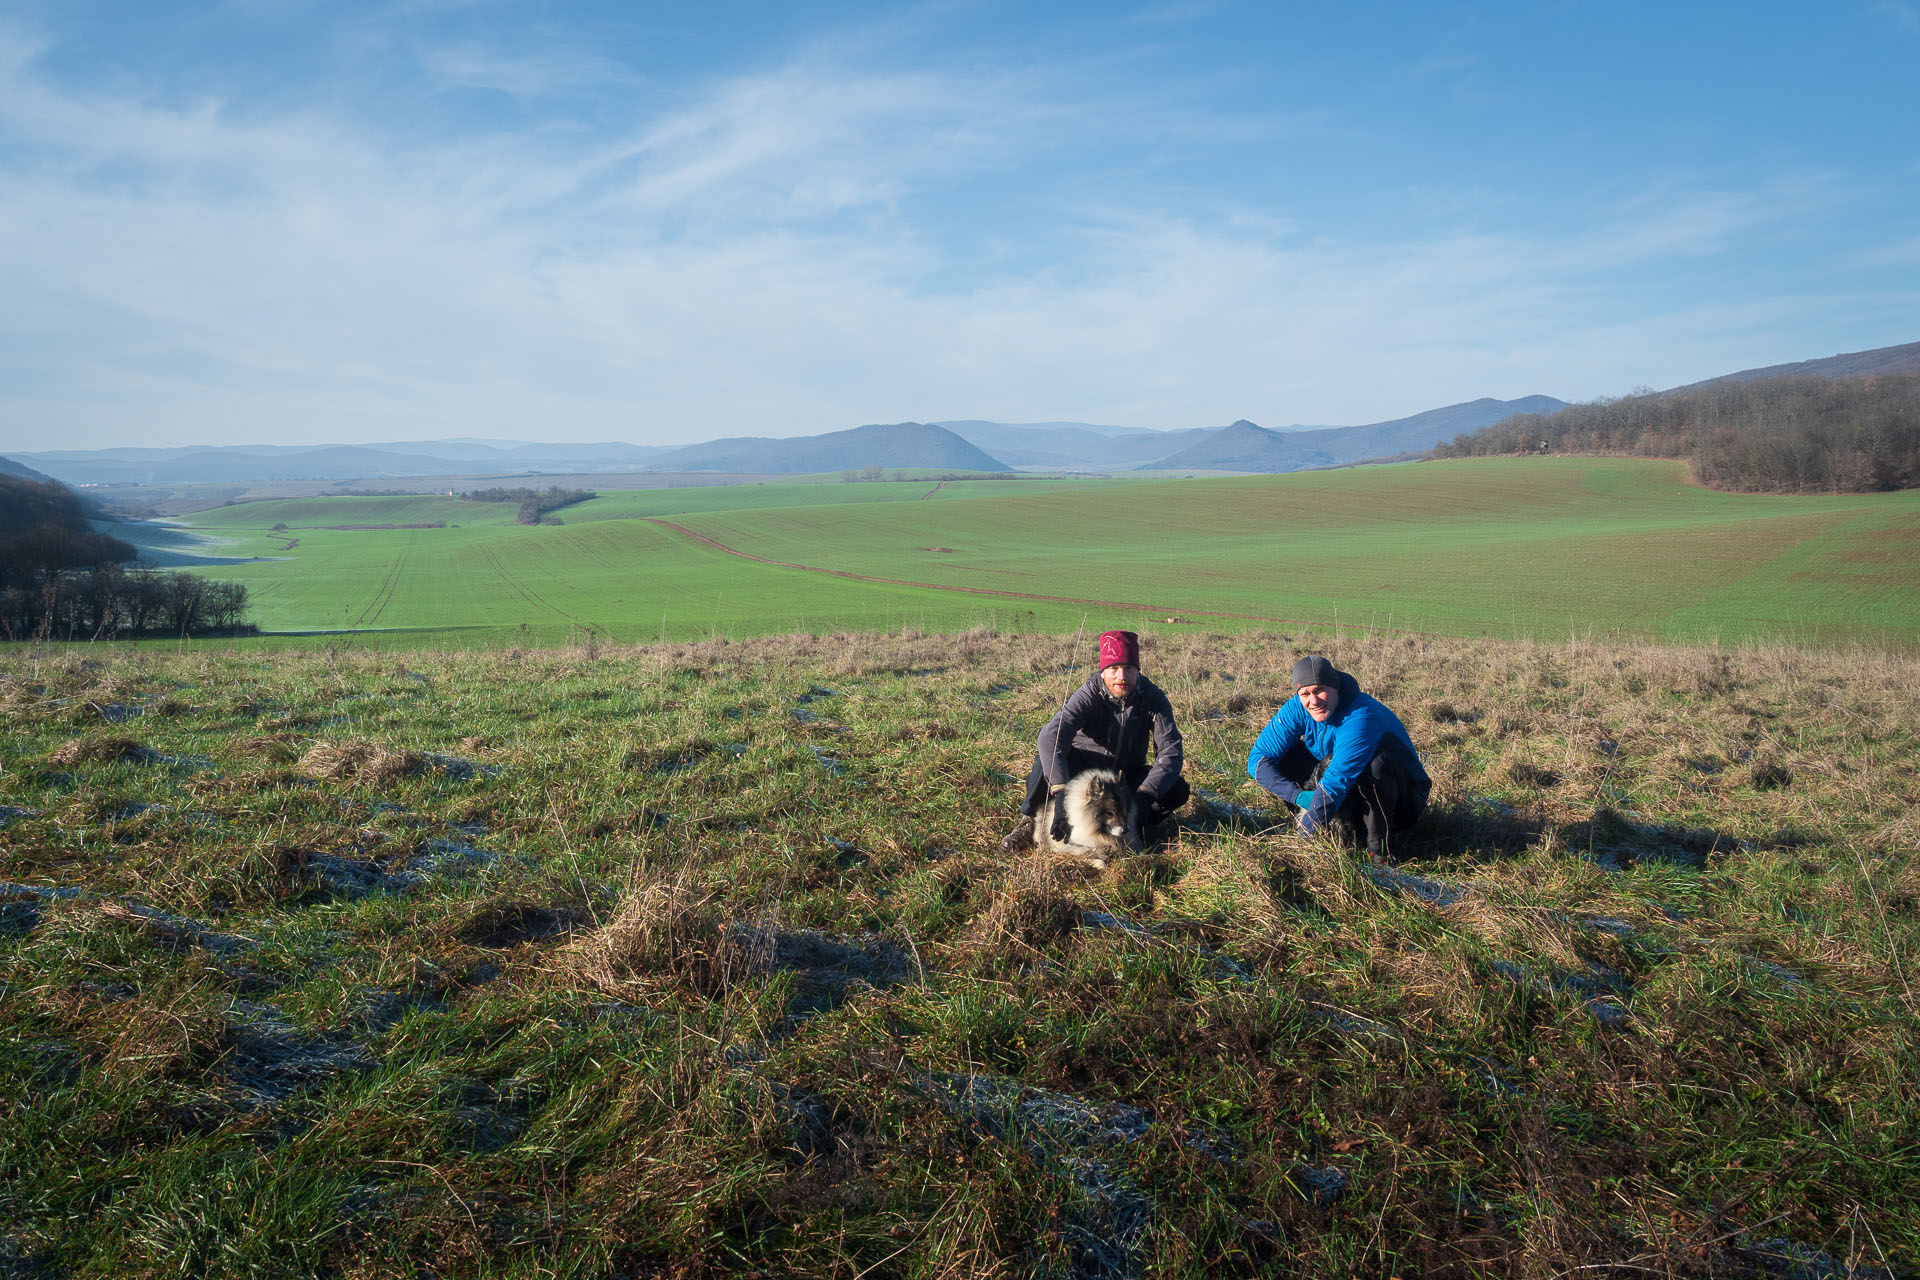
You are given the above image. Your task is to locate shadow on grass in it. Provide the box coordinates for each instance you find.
[1563,807,1740,871]
[1394,798,1549,865]
[1397,800,1743,872]
[730,924,923,1020]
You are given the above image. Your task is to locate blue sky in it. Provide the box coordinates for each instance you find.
[2,0,1915,449]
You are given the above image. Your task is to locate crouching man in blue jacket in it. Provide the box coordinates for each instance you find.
[1247,655,1430,857]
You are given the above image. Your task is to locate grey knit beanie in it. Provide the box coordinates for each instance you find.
[1292,655,1340,688]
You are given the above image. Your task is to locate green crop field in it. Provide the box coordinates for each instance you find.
[164,459,1920,650]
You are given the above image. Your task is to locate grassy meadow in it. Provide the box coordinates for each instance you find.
[161,458,1920,650]
[2,627,1916,1277]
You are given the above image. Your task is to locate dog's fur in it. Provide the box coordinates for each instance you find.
[1036,768,1140,869]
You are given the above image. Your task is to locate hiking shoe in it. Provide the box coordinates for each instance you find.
[1000,816,1036,853]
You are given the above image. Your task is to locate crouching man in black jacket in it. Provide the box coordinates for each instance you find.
[1001,629,1189,852]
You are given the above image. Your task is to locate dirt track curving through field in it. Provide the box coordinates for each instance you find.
[642,517,1423,633]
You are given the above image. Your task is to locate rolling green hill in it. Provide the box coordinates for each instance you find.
[168,459,1920,649]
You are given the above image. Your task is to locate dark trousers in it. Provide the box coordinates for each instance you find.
[1269,742,1425,853]
[1021,751,1190,824]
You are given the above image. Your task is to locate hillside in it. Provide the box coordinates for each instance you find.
[0,453,64,486]
[1279,394,1570,463]
[645,421,1011,474]
[1435,374,1920,493]
[2,630,1914,1277]
[0,472,257,639]
[1680,337,1920,386]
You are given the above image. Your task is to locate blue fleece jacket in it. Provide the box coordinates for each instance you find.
[1245,670,1429,835]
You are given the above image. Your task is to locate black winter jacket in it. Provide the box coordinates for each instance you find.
[1038,673,1185,802]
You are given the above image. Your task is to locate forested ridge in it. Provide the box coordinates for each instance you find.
[0,473,251,640]
[1432,375,1920,493]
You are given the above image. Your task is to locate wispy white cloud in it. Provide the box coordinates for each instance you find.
[1873,1,1920,34]
[0,12,1904,451]
[1126,2,1223,25]
[1851,232,1920,267]
[416,42,638,98]
[1411,53,1480,77]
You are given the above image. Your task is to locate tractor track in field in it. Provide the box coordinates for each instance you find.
[475,541,591,629]
[350,533,413,627]
[643,517,1432,635]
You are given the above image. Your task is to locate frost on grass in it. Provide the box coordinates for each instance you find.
[1191,787,1276,831]
[918,1071,1152,1280]
[95,901,256,955]
[285,849,416,898]
[1,881,77,936]
[222,1000,377,1110]
[1489,958,1633,1028]
[1360,863,1464,907]
[1737,1236,1898,1280]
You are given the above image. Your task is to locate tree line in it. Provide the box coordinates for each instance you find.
[460,486,597,524]
[1431,375,1920,493]
[0,475,253,641]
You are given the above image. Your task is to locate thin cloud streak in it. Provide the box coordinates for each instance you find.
[0,13,1906,449]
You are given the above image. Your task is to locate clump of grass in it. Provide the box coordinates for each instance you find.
[958,853,1100,964]
[47,735,151,765]
[553,870,768,998]
[297,737,423,783]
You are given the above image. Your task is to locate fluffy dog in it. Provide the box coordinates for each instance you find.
[1036,768,1140,869]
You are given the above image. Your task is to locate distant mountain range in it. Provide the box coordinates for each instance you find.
[933,420,1215,468]
[645,422,1008,474]
[14,439,671,485]
[12,339,1910,487]
[1134,396,1570,472]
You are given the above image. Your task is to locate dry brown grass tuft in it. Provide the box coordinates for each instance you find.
[298,738,424,783]
[47,735,150,765]
[1444,894,1586,970]
[957,853,1100,962]
[550,871,763,997]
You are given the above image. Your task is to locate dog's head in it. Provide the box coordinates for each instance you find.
[1082,774,1135,842]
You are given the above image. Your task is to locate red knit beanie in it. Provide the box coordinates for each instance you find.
[1098,630,1140,669]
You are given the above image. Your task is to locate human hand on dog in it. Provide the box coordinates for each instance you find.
[1049,804,1072,843]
